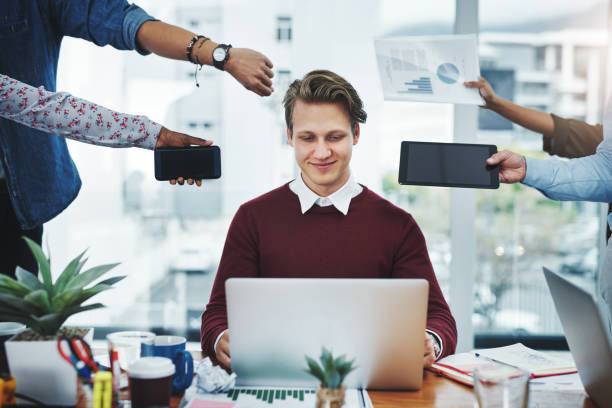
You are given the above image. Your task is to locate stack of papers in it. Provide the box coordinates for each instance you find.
[185,387,373,408]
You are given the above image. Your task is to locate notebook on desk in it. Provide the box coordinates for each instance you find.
[225,278,429,390]
[429,343,577,387]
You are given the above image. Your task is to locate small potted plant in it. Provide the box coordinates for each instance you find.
[305,348,356,408]
[0,237,125,406]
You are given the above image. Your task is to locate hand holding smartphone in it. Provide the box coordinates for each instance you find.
[154,146,221,181]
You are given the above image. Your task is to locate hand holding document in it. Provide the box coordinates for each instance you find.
[375,34,482,104]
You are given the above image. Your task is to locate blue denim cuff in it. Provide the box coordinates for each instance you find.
[122,6,158,55]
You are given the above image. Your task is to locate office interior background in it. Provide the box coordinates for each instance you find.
[49,0,609,352]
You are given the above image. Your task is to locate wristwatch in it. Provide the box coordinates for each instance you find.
[212,44,232,71]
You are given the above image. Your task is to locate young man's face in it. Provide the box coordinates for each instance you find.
[287,98,360,197]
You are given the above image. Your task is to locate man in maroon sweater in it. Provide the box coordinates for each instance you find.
[201,70,457,370]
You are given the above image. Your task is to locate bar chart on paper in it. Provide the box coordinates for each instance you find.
[185,387,372,408]
[375,35,482,104]
[401,77,433,94]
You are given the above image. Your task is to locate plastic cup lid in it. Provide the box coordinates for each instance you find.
[128,357,175,379]
[0,322,26,336]
[107,331,155,342]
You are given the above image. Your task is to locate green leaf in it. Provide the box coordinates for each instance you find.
[0,293,42,315]
[29,313,67,336]
[15,267,45,292]
[337,359,356,385]
[0,276,32,297]
[24,289,52,313]
[320,348,334,373]
[73,284,113,305]
[305,356,326,385]
[326,369,341,389]
[0,311,31,326]
[95,276,126,287]
[61,302,105,318]
[53,249,87,295]
[66,263,120,290]
[22,237,51,289]
[50,287,82,313]
[333,355,346,370]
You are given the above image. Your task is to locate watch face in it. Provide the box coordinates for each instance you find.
[213,47,226,62]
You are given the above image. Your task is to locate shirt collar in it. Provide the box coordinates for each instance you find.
[289,172,362,215]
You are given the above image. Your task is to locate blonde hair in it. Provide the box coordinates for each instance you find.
[283,70,367,135]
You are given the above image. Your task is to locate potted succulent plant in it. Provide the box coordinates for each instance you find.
[305,348,356,408]
[0,237,125,406]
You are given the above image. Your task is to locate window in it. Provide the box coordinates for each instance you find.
[276,16,292,42]
[475,0,609,345]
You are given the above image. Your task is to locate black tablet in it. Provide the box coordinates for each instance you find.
[398,141,499,189]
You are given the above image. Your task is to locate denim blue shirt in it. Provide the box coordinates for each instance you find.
[0,0,156,229]
[523,137,612,204]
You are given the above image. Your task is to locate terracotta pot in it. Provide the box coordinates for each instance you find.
[316,386,346,408]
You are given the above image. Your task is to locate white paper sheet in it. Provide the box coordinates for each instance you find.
[375,34,482,104]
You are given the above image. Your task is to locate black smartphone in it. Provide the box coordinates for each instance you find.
[398,141,499,189]
[154,146,221,181]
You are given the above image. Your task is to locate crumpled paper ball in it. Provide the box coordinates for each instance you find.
[195,357,237,393]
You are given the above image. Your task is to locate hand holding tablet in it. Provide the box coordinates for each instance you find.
[398,141,499,189]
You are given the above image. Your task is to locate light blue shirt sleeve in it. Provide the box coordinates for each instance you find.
[522,138,612,203]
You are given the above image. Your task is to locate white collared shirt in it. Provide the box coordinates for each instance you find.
[288,172,362,215]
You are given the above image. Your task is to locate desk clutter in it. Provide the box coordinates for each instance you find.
[184,388,372,408]
[179,358,373,408]
[428,343,577,386]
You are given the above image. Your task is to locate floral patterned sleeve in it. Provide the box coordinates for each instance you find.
[0,74,161,150]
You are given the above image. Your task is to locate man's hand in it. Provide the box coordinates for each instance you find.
[155,127,212,186]
[464,77,499,110]
[487,150,527,183]
[225,48,274,97]
[215,330,231,369]
[424,332,435,368]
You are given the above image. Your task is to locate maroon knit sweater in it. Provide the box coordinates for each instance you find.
[200,183,457,358]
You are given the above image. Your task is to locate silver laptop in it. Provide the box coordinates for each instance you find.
[226,278,429,390]
[543,267,612,406]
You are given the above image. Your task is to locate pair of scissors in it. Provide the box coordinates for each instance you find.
[57,335,100,381]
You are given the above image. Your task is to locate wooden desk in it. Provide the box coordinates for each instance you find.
[166,353,596,408]
[368,370,595,408]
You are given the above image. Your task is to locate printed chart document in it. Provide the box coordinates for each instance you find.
[375,34,482,104]
[185,387,373,408]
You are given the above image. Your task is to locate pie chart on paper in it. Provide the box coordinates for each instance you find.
[437,63,460,84]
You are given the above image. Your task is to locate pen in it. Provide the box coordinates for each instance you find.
[474,353,533,378]
[358,388,366,408]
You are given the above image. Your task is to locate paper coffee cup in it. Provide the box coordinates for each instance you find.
[128,357,175,408]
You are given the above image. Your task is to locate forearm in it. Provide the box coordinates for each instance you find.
[0,74,160,150]
[523,146,612,202]
[489,97,555,137]
[200,305,228,356]
[135,20,218,65]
